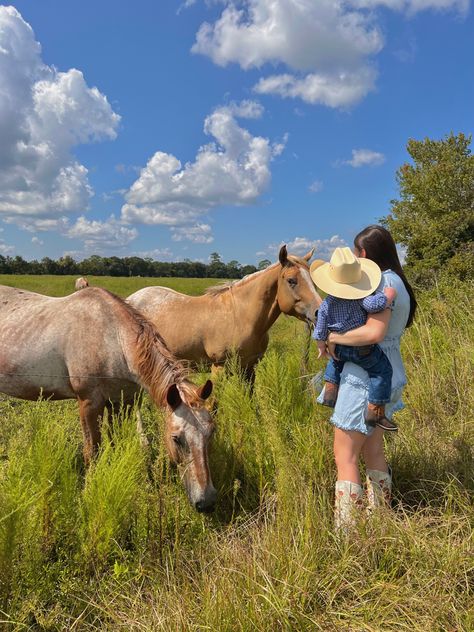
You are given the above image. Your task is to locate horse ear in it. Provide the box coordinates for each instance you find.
[198,379,213,401]
[166,383,182,410]
[303,248,314,262]
[279,245,288,266]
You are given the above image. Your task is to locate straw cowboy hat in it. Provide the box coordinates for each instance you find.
[310,247,382,299]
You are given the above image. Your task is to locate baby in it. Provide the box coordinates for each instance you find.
[310,247,398,432]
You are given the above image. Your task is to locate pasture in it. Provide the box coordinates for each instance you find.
[0,275,473,631]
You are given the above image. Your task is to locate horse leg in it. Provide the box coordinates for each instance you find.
[78,397,105,465]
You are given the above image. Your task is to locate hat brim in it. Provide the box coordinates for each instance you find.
[310,257,382,299]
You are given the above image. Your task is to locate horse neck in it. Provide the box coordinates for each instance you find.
[229,264,281,335]
[128,319,189,406]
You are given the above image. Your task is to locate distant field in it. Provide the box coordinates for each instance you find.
[0,274,221,297]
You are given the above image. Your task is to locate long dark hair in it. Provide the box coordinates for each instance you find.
[354,225,417,327]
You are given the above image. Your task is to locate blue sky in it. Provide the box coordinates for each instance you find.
[0,0,472,265]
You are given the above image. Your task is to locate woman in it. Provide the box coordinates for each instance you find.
[315,225,417,530]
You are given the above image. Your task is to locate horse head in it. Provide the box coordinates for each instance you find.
[276,245,322,324]
[164,379,216,513]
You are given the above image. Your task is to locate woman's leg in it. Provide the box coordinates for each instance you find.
[361,427,387,472]
[362,427,392,507]
[333,427,367,483]
[333,428,367,530]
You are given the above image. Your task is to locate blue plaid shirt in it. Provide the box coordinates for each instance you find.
[313,291,388,341]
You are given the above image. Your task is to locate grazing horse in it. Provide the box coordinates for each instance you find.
[74,277,89,290]
[0,286,216,512]
[127,246,322,376]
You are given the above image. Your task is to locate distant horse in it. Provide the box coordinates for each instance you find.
[0,286,216,512]
[127,246,322,376]
[75,277,89,290]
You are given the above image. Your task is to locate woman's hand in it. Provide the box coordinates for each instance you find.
[327,309,392,347]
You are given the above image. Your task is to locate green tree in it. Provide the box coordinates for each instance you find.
[383,132,474,285]
[258,259,272,270]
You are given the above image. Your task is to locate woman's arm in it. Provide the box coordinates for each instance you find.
[327,309,392,347]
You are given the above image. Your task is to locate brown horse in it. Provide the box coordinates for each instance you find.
[0,285,216,512]
[127,246,322,376]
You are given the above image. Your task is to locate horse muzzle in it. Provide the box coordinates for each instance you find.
[195,486,217,513]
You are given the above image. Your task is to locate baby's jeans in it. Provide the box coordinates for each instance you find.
[324,344,393,405]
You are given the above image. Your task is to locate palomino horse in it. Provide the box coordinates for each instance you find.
[0,285,216,512]
[127,246,322,376]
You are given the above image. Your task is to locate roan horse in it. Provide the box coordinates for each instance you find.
[128,246,323,376]
[0,285,216,512]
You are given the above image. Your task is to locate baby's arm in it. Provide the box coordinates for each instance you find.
[383,286,397,305]
[361,288,395,314]
[313,301,329,357]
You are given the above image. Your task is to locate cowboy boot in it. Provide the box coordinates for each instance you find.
[334,480,364,532]
[322,381,339,408]
[366,467,392,509]
[365,403,398,432]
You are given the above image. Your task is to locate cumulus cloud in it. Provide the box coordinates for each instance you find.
[171,223,214,243]
[259,234,349,261]
[121,101,284,232]
[0,6,120,224]
[8,213,138,252]
[0,240,15,255]
[64,216,138,251]
[341,148,386,167]
[31,236,44,245]
[192,0,468,107]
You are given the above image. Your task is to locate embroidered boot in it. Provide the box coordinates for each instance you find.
[334,480,364,532]
[366,467,392,509]
[365,403,398,432]
[322,381,339,408]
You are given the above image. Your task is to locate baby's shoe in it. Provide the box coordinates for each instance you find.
[366,403,398,432]
[322,382,339,408]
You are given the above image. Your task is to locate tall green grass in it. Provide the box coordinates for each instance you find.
[0,279,472,630]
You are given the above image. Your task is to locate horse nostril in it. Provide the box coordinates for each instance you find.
[195,499,216,513]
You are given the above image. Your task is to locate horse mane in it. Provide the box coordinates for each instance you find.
[205,255,310,296]
[91,288,198,406]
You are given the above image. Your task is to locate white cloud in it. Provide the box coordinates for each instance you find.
[259,234,349,261]
[349,0,469,14]
[171,223,214,243]
[0,240,15,255]
[0,6,120,225]
[134,247,173,260]
[254,67,377,108]
[31,236,44,245]
[342,148,386,167]
[192,0,468,107]
[308,179,323,193]
[64,216,138,251]
[122,101,284,229]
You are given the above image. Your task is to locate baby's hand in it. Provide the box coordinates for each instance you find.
[383,286,397,304]
[317,341,328,359]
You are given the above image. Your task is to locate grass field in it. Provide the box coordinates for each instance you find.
[0,275,473,630]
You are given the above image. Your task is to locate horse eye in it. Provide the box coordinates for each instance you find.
[172,435,183,446]
[288,277,297,287]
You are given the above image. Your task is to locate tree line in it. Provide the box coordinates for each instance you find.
[0,251,264,279]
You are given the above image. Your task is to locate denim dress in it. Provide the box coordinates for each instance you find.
[317,270,411,435]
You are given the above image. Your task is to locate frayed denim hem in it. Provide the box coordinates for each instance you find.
[329,414,375,437]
